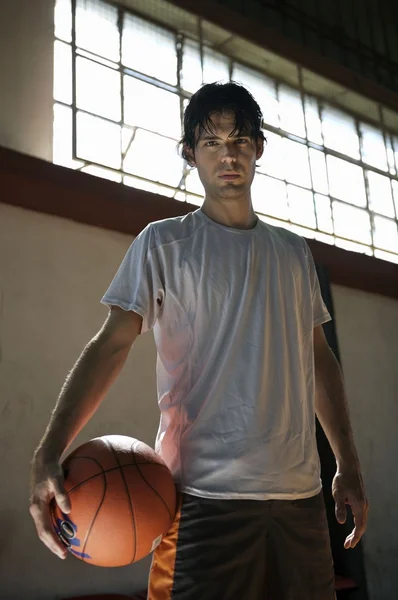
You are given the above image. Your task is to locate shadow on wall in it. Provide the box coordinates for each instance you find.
[0,509,18,560]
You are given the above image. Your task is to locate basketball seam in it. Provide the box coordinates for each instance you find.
[64,455,107,563]
[66,460,170,495]
[105,438,138,565]
[131,446,174,522]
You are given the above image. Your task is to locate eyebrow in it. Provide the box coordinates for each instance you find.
[199,133,251,141]
[200,134,220,141]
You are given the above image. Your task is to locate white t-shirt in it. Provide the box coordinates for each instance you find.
[101,209,331,500]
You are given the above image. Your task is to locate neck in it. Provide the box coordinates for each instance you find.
[201,196,258,230]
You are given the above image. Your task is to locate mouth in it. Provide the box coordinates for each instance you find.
[219,173,241,180]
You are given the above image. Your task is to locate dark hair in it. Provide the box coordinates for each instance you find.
[179,81,265,161]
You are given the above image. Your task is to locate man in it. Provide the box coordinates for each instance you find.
[30,82,368,599]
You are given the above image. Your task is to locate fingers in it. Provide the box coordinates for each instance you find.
[29,501,68,560]
[51,479,71,514]
[334,495,347,524]
[344,499,369,549]
[29,464,71,559]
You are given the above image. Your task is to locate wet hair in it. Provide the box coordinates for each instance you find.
[180,81,265,161]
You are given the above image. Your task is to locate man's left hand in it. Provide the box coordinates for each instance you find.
[332,467,369,549]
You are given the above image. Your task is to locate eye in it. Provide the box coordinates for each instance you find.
[236,138,249,145]
[205,140,218,147]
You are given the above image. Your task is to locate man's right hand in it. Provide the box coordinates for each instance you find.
[29,452,71,559]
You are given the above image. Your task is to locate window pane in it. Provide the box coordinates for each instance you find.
[392,180,398,218]
[233,65,279,127]
[374,249,398,264]
[55,0,72,43]
[373,216,398,252]
[124,175,175,198]
[327,156,366,206]
[394,136,398,174]
[259,216,291,232]
[322,106,359,159]
[53,104,84,169]
[203,48,230,84]
[279,86,306,138]
[76,47,118,69]
[76,111,121,168]
[332,201,371,244]
[284,139,311,188]
[360,123,388,171]
[309,149,328,194]
[305,96,322,144]
[335,238,373,255]
[252,174,288,220]
[76,57,121,121]
[174,190,202,205]
[287,185,316,228]
[315,194,334,233]
[314,231,335,245]
[123,129,183,187]
[181,39,202,93]
[54,41,72,105]
[121,126,136,155]
[122,14,177,85]
[289,224,316,239]
[185,168,204,196]
[258,132,284,180]
[386,135,396,176]
[367,171,395,218]
[76,0,120,62]
[81,165,122,182]
[124,77,181,139]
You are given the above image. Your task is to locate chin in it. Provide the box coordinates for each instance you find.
[218,182,246,194]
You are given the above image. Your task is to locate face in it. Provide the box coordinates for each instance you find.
[185,111,264,201]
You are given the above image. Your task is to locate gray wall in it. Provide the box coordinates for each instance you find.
[332,284,398,600]
[0,203,158,599]
[0,0,54,160]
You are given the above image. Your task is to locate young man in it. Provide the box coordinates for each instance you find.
[30,82,368,599]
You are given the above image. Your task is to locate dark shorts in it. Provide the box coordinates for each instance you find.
[148,491,336,600]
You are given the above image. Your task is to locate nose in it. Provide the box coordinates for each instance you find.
[220,142,237,165]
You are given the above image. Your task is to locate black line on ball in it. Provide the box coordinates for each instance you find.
[104,438,138,564]
[130,442,174,521]
[66,460,170,495]
[77,456,107,562]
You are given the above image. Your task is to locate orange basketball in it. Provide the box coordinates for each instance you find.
[51,435,177,567]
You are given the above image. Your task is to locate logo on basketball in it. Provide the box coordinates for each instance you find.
[54,513,92,560]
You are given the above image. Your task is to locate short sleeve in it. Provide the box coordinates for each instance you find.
[303,241,332,328]
[101,224,164,333]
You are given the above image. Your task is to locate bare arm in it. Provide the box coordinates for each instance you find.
[314,324,368,549]
[30,306,142,558]
[35,306,142,461]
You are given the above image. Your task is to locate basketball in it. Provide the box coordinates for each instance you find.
[50,435,177,567]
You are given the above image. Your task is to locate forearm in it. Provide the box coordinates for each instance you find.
[35,336,130,461]
[315,348,360,470]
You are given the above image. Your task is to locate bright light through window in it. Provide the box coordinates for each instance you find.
[53,0,398,262]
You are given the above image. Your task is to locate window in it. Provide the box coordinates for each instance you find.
[53,0,398,263]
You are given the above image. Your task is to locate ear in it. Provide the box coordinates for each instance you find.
[256,137,264,161]
[184,143,196,167]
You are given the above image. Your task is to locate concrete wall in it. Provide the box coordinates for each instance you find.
[1,203,398,599]
[0,203,159,599]
[0,0,54,161]
[331,284,398,600]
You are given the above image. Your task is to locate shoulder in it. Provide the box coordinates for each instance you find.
[144,210,204,249]
[260,220,307,254]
